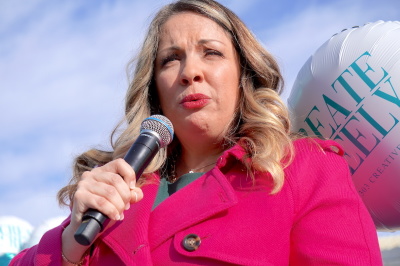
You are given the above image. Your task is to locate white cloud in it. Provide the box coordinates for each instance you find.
[0,0,45,32]
[0,185,70,226]
[218,0,261,15]
[0,0,169,226]
[1,0,399,234]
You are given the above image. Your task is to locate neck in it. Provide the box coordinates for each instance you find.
[175,144,224,177]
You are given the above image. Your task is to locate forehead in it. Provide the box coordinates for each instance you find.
[158,12,232,44]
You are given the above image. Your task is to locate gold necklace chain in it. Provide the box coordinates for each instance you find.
[167,160,217,183]
[188,161,217,173]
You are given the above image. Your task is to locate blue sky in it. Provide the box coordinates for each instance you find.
[1,0,399,233]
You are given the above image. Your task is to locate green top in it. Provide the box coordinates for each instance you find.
[152,172,204,210]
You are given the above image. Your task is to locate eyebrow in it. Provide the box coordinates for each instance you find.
[198,39,226,46]
[158,39,226,54]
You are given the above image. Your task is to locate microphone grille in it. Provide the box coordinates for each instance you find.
[141,115,174,148]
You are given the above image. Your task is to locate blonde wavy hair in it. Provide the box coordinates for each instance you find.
[58,0,294,206]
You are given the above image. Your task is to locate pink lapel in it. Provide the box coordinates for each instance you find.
[97,143,246,263]
[99,182,159,264]
[148,168,238,250]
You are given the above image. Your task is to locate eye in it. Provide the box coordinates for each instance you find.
[205,49,223,57]
[161,53,180,66]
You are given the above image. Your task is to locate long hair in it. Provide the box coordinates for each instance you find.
[57,0,293,206]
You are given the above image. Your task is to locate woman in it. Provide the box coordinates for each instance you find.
[11,0,382,265]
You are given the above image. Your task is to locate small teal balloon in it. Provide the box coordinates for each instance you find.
[0,253,16,266]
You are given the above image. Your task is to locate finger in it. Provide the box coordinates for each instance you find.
[74,187,124,221]
[96,171,132,206]
[83,178,128,215]
[86,166,133,205]
[94,158,137,190]
[130,187,144,204]
[77,173,128,215]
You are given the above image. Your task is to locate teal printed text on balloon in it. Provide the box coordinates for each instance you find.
[298,51,400,175]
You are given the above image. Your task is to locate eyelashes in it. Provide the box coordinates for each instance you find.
[161,54,180,66]
[205,50,223,57]
[160,49,224,66]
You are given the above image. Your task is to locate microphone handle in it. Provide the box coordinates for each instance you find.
[74,132,160,246]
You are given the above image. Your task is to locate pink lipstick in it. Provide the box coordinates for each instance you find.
[180,93,210,109]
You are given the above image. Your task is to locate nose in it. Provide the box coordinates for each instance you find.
[180,57,203,86]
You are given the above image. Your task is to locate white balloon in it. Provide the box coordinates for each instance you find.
[0,216,33,255]
[288,21,400,231]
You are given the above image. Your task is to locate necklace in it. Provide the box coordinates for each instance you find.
[166,160,217,183]
[188,161,217,173]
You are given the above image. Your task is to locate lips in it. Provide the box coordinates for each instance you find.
[180,93,210,109]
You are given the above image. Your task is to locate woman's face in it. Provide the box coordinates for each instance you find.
[154,12,241,144]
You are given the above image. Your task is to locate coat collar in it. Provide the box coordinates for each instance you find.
[98,180,159,264]
[98,143,246,262]
[148,167,238,250]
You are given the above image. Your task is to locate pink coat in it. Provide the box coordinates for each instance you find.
[11,138,382,265]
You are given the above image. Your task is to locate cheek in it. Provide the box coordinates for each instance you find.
[218,72,240,106]
[226,89,240,112]
[155,75,173,105]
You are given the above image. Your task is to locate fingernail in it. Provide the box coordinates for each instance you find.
[115,214,120,220]
[133,191,138,202]
[130,181,135,190]
[125,203,130,210]
[120,213,124,220]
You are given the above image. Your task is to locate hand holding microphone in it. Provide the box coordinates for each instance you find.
[72,115,174,246]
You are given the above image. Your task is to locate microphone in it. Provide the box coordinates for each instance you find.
[74,115,174,246]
